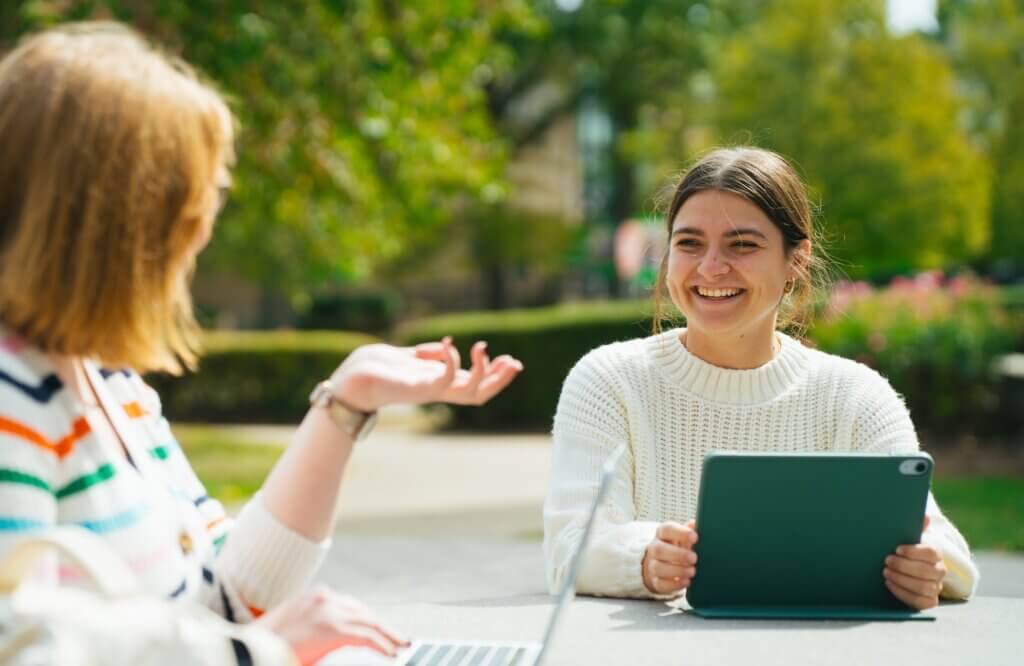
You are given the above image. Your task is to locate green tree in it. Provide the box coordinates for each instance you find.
[3,0,542,303]
[938,0,1024,268]
[712,0,990,277]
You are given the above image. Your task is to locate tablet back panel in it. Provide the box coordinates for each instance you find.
[686,452,934,620]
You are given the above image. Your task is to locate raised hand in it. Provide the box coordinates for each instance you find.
[329,338,523,413]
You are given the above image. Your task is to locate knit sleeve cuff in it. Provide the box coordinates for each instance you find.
[922,496,980,601]
[922,528,979,600]
[616,524,668,599]
[216,493,331,612]
[574,520,669,600]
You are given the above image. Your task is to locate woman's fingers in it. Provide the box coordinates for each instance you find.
[413,342,447,360]
[647,539,697,566]
[408,339,523,405]
[884,578,939,610]
[647,566,692,595]
[649,577,689,595]
[472,356,522,404]
[420,337,457,394]
[884,567,939,595]
[457,341,488,396]
[643,530,699,595]
[327,624,397,657]
[895,544,942,565]
[648,559,696,580]
[414,339,460,365]
[655,521,698,548]
[884,567,943,598]
[291,621,401,665]
[330,597,408,647]
[345,619,409,651]
[886,554,944,581]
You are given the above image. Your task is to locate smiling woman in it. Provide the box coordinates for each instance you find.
[652,147,825,346]
[665,189,808,369]
[543,146,979,611]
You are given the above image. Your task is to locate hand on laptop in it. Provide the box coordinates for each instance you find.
[256,584,409,665]
[641,519,699,596]
[883,515,947,610]
[330,338,524,412]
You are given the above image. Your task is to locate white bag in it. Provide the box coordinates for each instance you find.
[0,527,292,665]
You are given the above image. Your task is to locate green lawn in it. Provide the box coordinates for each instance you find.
[173,425,283,504]
[932,477,1024,552]
[173,425,1024,551]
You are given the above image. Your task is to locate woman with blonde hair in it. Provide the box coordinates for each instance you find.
[0,22,522,665]
[544,147,978,607]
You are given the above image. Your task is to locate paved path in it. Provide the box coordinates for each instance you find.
[230,412,1024,600]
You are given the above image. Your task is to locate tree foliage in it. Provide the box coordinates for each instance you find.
[711,0,990,277]
[3,0,1020,306]
[938,0,1024,267]
[3,0,543,301]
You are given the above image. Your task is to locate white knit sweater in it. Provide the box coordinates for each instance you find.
[544,328,979,601]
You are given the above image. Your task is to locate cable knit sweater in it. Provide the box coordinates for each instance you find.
[544,328,979,601]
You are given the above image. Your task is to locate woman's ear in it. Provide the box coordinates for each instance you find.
[790,239,812,275]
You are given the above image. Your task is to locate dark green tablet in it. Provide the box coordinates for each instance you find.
[686,452,935,621]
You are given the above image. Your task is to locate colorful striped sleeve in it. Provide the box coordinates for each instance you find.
[0,351,294,664]
[0,365,63,572]
[123,373,329,622]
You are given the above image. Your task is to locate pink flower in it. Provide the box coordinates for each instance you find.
[948,275,970,297]
[913,270,944,292]
[890,276,913,292]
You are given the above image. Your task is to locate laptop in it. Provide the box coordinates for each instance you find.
[685,451,936,621]
[320,445,627,666]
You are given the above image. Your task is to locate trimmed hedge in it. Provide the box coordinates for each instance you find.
[147,330,377,423]
[396,279,1023,435]
[151,282,1022,439]
[395,300,662,430]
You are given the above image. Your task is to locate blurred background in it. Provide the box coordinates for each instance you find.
[3,1,1021,566]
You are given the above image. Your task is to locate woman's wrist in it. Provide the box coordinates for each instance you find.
[328,365,378,413]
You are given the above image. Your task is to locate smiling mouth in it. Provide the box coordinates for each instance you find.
[692,286,746,301]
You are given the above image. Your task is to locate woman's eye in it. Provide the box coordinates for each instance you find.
[732,241,758,250]
[676,239,700,248]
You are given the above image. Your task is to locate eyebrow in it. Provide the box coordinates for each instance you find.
[671,226,769,240]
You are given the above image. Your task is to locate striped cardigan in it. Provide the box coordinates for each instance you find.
[0,330,328,664]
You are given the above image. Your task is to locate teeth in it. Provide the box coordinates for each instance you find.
[697,287,741,298]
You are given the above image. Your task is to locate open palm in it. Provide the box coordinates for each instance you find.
[330,338,523,412]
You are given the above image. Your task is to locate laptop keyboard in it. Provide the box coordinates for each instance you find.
[404,643,532,666]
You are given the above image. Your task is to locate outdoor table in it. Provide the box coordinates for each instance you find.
[320,535,1023,666]
[377,594,1021,665]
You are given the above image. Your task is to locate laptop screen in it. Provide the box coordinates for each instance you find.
[534,445,626,665]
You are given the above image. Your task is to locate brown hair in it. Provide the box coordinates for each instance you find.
[0,22,233,374]
[652,147,829,336]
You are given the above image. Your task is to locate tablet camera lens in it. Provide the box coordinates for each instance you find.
[899,459,929,475]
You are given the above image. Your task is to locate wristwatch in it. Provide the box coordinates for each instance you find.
[309,379,378,442]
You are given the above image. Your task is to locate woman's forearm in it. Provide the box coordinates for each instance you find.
[259,407,355,541]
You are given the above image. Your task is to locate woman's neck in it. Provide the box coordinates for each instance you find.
[681,325,780,370]
[48,354,97,407]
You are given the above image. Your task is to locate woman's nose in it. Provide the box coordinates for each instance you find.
[697,250,730,279]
